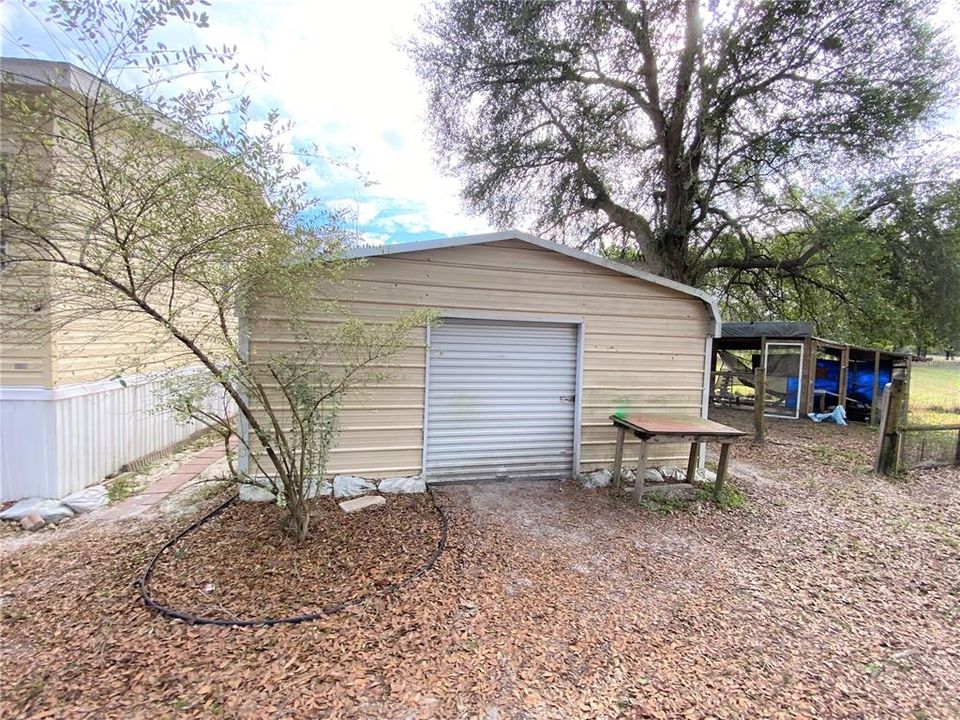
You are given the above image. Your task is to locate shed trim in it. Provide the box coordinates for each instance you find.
[420,322,431,476]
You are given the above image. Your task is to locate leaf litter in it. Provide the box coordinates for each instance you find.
[0,411,957,719]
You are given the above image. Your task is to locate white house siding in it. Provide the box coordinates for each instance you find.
[0,367,229,500]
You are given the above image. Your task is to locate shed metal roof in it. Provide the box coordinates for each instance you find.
[718,321,909,359]
[721,321,815,339]
[347,231,721,334]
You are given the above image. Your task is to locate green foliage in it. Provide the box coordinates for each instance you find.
[412,0,957,293]
[1,0,432,542]
[694,482,745,511]
[717,181,960,351]
[638,492,689,516]
[639,481,744,513]
[107,473,137,503]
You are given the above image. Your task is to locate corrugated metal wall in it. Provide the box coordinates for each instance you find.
[0,368,232,500]
[425,319,577,481]
[248,239,712,478]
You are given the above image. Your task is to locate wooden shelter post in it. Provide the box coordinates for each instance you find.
[612,426,626,490]
[838,345,850,411]
[633,442,649,502]
[754,366,766,441]
[805,339,819,415]
[708,345,718,410]
[870,350,881,425]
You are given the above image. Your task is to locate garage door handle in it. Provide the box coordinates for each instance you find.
[560,395,576,403]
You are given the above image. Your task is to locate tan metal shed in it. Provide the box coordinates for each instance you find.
[241,231,720,484]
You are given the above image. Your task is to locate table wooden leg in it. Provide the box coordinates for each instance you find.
[633,440,649,502]
[685,442,699,486]
[612,427,625,490]
[715,442,731,501]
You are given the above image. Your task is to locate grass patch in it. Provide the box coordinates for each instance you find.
[908,363,960,425]
[637,479,745,514]
[695,481,746,510]
[639,492,689,515]
[107,473,137,503]
[190,479,231,502]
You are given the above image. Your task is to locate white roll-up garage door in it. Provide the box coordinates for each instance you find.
[424,318,578,482]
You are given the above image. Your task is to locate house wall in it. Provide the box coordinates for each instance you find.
[0,260,53,387]
[2,68,231,389]
[0,63,235,498]
[247,239,713,479]
[0,368,227,499]
[48,301,205,386]
[0,89,55,388]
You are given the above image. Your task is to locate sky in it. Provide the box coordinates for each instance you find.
[0,0,495,246]
[2,1,960,247]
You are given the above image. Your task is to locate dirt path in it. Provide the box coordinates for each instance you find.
[1,415,958,719]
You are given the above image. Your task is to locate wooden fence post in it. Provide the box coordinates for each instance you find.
[754,367,766,442]
[876,378,907,475]
[954,429,960,466]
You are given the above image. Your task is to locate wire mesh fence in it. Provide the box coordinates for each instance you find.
[900,426,960,469]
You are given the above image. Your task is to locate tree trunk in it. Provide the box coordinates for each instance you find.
[658,137,699,284]
[284,498,311,542]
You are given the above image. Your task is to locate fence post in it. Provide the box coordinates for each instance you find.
[754,367,766,442]
[954,429,960,466]
[875,378,906,475]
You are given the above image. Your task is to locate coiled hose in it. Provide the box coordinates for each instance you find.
[138,488,448,627]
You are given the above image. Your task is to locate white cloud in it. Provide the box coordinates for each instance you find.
[3,0,494,242]
[191,0,494,241]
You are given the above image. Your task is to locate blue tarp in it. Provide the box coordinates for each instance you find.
[815,358,893,408]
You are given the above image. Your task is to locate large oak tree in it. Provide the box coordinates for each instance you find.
[412,0,956,285]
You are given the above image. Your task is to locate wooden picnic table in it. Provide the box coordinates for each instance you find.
[609,413,747,502]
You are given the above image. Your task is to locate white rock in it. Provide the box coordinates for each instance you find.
[20,512,45,531]
[339,495,386,513]
[0,498,74,524]
[619,467,636,484]
[333,475,376,498]
[696,468,717,484]
[659,465,686,481]
[61,485,109,514]
[378,476,426,494]
[643,468,664,483]
[37,502,75,524]
[239,483,275,502]
[241,478,336,502]
[0,497,44,521]
[580,468,612,488]
[307,480,333,498]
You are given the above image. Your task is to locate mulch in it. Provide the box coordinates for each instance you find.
[1,413,958,719]
[146,495,441,620]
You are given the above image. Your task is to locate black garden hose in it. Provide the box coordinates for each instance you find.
[138,488,448,627]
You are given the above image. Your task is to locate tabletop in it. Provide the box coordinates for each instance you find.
[610,412,747,439]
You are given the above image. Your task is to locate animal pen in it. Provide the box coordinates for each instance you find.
[710,322,911,424]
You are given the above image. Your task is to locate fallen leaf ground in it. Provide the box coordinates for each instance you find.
[1,411,958,719]
[147,495,441,621]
